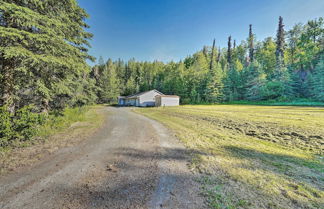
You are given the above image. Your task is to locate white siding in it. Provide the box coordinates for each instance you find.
[125,98,137,106]
[138,90,162,107]
[160,97,179,106]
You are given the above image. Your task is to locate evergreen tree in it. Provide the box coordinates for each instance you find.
[255,37,277,77]
[224,67,240,101]
[124,76,137,96]
[0,0,93,113]
[309,56,324,101]
[287,24,303,66]
[210,39,216,71]
[97,59,120,103]
[276,16,285,69]
[248,24,255,62]
[217,47,221,63]
[205,63,224,102]
[227,36,232,66]
[243,62,266,100]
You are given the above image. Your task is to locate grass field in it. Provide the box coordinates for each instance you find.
[135,105,324,209]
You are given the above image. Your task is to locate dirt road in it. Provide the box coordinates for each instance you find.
[0,107,204,209]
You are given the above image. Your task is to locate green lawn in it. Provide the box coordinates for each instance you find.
[135,105,324,209]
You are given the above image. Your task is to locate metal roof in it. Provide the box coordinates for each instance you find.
[155,95,180,98]
[122,89,164,99]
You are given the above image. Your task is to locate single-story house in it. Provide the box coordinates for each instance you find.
[118,89,180,107]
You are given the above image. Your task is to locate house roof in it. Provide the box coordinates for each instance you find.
[123,89,164,99]
[156,95,180,98]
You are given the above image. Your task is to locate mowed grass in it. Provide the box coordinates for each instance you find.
[135,105,324,209]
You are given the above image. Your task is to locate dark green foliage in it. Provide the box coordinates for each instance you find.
[224,67,241,101]
[0,106,13,146]
[92,17,323,105]
[0,0,95,146]
[97,59,120,103]
[248,24,254,62]
[1,9,324,147]
[244,62,266,100]
[12,105,45,141]
[227,36,232,65]
[309,56,324,101]
[0,0,94,112]
[0,105,45,147]
[261,81,286,100]
[276,16,285,69]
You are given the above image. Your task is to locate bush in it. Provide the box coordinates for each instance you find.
[261,81,286,100]
[0,106,14,147]
[12,106,46,141]
[0,105,46,147]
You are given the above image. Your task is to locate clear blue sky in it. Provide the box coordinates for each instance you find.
[78,0,324,64]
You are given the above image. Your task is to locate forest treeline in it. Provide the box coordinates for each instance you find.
[93,16,324,104]
[0,0,323,146]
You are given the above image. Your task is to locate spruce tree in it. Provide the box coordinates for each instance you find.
[309,56,324,101]
[205,63,224,102]
[210,39,216,71]
[97,59,120,103]
[243,62,266,100]
[248,24,254,62]
[227,36,232,66]
[276,16,285,69]
[0,0,93,112]
[217,47,221,64]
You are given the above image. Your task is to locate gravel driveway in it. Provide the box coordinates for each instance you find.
[0,107,204,209]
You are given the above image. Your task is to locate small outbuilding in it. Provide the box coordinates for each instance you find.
[118,89,179,107]
[155,95,180,107]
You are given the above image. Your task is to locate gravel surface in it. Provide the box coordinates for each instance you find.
[0,107,204,209]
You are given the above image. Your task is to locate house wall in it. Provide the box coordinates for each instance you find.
[159,97,179,106]
[125,98,137,106]
[155,96,162,107]
[138,90,162,107]
[118,98,125,105]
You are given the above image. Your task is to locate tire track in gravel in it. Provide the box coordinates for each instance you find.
[0,107,204,209]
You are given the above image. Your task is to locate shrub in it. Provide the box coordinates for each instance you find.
[261,81,286,100]
[12,106,46,141]
[0,106,14,147]
[0,105,46,147]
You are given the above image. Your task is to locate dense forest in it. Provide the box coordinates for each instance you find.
[0,0,323,146]
[93,17,324,104]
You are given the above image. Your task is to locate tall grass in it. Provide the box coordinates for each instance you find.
[37,106,90,138]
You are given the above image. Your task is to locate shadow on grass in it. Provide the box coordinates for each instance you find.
[223,145,323,196]
[223,146,323,172]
